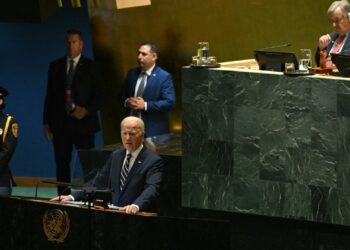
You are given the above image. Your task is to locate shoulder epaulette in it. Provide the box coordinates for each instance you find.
[3,116,12,143]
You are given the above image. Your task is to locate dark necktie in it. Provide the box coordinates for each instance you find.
[136,72,147,97]
[120,153,132,191]
[66,59,75,88]
[65,60,75,113]
[130,72,147,117]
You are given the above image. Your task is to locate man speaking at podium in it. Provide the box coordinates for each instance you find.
[51,116,163,214]
[316,0,350,67]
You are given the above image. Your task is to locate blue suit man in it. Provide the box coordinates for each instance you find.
[119,41,176,137]
[315,1,350,66]
[52,117,163,214]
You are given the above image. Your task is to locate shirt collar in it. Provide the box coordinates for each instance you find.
[143,64,155,76]
[67,54,81,64]
[126,144,143,159]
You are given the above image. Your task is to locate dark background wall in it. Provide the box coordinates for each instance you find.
[0,0,336,178]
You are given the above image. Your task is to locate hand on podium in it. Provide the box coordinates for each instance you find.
[119,204,140,214]
[50,195,73,202]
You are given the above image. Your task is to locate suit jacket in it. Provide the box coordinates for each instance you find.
[43,55,104,135]
[119,65,176,137]
[315,31,350,66]
[79,147,163,212]
[0,113,18,187]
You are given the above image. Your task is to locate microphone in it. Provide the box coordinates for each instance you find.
[34,181,40,199]
[260,43,292,51]
[102,171,113,209]
[41,179,72,186]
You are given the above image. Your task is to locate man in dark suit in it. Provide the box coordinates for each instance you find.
[0,87,18,196]
[316,0,350,66]
[43,29,104,195]
[52,116,163,214]
[119,41,176,137]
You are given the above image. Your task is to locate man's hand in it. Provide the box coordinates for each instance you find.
[43,124,53,141]
[127,97,145,110]
[50,195,73,202]
[319,34,332,50]
[71,106,88,120]
[120,204,139,214]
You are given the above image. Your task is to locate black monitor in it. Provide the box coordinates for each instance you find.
[331,53,350,77]
[254,50,298,72]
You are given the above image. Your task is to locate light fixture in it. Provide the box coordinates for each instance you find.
[71,0,81,7]
[116,0,151,9]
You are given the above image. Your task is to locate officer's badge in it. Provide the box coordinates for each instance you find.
[12,123,18,138]
[0,128,3,135]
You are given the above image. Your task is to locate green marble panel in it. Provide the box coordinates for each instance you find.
[233,139,260,179]
[286,143,312,184]
[207,104,235,142]
[182,103,208,174]
[182,67,350,226]
[261,182,312,220]
[182,173,208,209]
[208,176,262,213]
[181,68,209,105]
[337,116,350,154]
[206,140,234,176]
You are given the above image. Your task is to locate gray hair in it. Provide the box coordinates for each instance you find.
[120,116,145,134]
[328,0,350,17]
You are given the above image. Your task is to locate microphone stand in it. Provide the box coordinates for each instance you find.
[82,186,112,250]
[34,181,39,199]
[83,187,96,250]
[83,186,96,210]
[40,179,112,250]
[260,43,292,51]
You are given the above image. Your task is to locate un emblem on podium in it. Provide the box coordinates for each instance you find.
[43,209,70,243]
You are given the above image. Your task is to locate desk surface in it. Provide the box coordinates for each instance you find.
[186,59,350,81]
[28,197,157,217]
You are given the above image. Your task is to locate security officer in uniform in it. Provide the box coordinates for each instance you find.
[0,87,18,196]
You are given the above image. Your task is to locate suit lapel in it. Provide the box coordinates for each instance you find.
[120,148,146,193]
[57,59,68,83]
[130,68,142,96]
[72,56,85,83]
[143,66,158,97]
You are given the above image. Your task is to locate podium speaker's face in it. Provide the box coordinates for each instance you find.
[121,123,144,153]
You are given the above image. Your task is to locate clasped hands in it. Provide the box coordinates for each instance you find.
[71,105,88,120]
[127,97,145,110]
